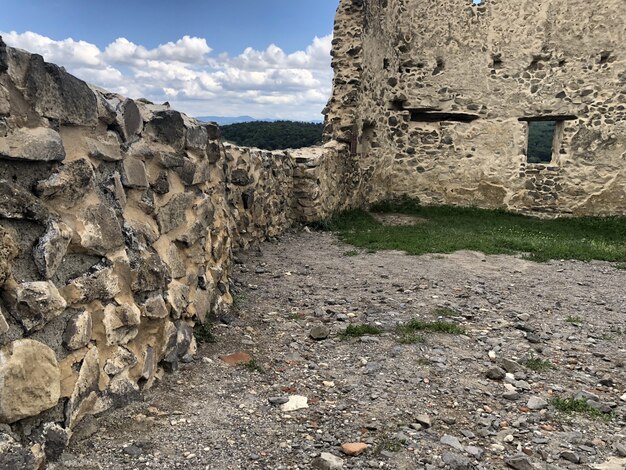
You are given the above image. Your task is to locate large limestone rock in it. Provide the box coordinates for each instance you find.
[12,281,67,333]
[0,127,65,162]
[0,339,60,423]
[33,220,72,279]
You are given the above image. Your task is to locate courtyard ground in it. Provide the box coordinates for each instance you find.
[55,230,625,470]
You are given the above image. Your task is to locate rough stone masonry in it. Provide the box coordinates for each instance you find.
[0,36,360,467]
[1,0,626,466]
[324,0,626,216]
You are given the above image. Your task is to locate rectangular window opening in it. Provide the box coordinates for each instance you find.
[526,120,558,164]
[410,111,479,123]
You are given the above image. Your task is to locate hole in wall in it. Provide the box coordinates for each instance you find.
[410,111,479,123]
[472,0,483,4]
[432,57,445,76]
[388,99,405,111]
[526,121,557,164]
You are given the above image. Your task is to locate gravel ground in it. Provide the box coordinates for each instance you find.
[55,231,626,470]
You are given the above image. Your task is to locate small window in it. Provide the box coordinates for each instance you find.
[526,121,557,164]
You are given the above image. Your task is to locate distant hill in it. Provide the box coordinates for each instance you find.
[196,115,261,125]
[220,120,324,150]
[196,115,324,126]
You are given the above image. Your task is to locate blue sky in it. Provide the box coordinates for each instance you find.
[0,0,339,120]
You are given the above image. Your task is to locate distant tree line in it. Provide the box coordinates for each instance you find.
[220,120,324,150]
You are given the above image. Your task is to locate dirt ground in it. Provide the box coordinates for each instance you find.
[54,230,626,470]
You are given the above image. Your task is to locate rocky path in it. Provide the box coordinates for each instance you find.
[55,231,626,470]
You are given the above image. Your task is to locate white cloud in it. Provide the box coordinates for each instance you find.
[1,30,332,120]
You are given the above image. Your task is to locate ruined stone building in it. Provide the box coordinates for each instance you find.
[0,0,625,466]
[324,0,626,215]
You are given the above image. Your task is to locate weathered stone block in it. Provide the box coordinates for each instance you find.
[36,158,95,208]
[0,339,60,424]
[77,204,124,255]
[0,127,65,162]
[62,311,92,351]
[64,346,100,429]
[63,267,120,304]
[103,346,137,376]
[24,53,97,126]
[116,99,143,142]
[42,423,69,462]
[87,134,123,162]
[164,244,186,279]
[166,281,189,319]
[156,193,194,234]
[33,220,72,279]
[0,180,49,222]
[151,170,170,195]
[103,303,141,346]
[130,249,171,293]
[185,125,208,151]
[177,158,211,186]
[231,168,252,186]
[121,157,149,189]
[145,110,185,150]
[140,294,169,319]
[13,281,67,333]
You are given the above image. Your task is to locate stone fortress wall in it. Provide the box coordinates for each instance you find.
[325,0,626,215]
[0,36,360,466]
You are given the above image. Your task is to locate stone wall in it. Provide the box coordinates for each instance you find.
[327,0,626,216]
[0,38,356,467]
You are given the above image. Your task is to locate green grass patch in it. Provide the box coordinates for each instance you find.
[318,202,626,263]
[193,323,217,344]
[339,324,384,338]
[232,292,246,309]
[566,315,584,324]
[551,397,613,421]
[344,250,359,257]
[525,355,555,371]
[398,333,426,344]
[397,319,465,336]
[615,262,626,270]
[373,432,405,454]
[433,307,458,318]
[240,359,264,374]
